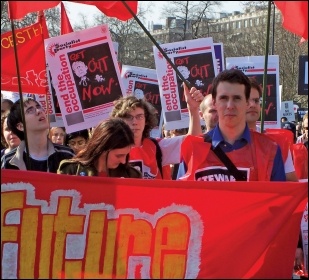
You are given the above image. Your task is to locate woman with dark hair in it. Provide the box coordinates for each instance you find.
[57,118,142,178]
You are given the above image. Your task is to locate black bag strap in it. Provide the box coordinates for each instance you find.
[204,134,247,181]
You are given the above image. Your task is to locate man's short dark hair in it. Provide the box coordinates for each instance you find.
[211,69,251,101]
[7,97,39,141]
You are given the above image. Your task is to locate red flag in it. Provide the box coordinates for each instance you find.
[8,1,137,21]
[8,1,60,20]
[75,1,138,21]
[274,1,308,41]
[61,2,73,34]
[1,15,49,94]
[1,169,308,278]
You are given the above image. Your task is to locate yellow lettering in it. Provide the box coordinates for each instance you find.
[52,197,84,278]
[116,215,152,278]
[152,213,189,278]
[39,215,54,278]
[20,208,39,278]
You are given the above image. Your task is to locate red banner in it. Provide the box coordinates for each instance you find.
[1,17,49,94]
[1,170,307,279]
[8,1,138,21]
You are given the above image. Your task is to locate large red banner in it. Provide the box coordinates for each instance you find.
[1,170,307,279]
[1,18,49,94]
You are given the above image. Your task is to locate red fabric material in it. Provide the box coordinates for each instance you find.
[265,128,294,162]
[291,143,308,179]
[180,133,277,181]
[274,1,308,41]
[1,16,49,94]
[61,2,73,34]
[8,1,137,21]
[129,138,171,180]
[1,169,307,278]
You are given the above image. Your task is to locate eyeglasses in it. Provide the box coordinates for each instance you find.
[123,114,145,121]
[25,104,43,115]
[249,98,261,105]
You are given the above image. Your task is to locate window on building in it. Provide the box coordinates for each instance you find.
[233,22,236,29]
[255,18,260,25]
[249,19,253,27]
[226,23,229,29]
[237,21,241,28]
[244,20,248,28]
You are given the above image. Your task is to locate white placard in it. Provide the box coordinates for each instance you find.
[226,55,281,129]
[153,38,217,130]
[44,24,124,133]
[281,101,295,122]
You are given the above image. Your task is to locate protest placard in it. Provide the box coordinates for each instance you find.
[214,43,225,73]
[153,38,217,130]
[226,55,281,129]
[44,24,124,133]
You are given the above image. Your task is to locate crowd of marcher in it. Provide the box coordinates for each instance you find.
[1,69,307,180]
[1,69,308,273]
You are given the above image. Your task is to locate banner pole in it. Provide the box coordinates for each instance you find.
[10,18,31,169]
[121,1,192,89]
[260,2,272,133]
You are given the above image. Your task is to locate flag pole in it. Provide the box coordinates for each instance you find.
[260,1,272,133]
[9,18,31,170]
[121,0,192,89]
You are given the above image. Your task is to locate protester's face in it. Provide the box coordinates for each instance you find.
[3,117,20,149]
[21,101,49,133]
[50,127,65,145]
[1,101,12,113]
[246,88,261,124]
[106,146,131,169]
[214,82,249,129]
[202,97,218,132]
[122,107,146,142]
[67,136,87,154]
